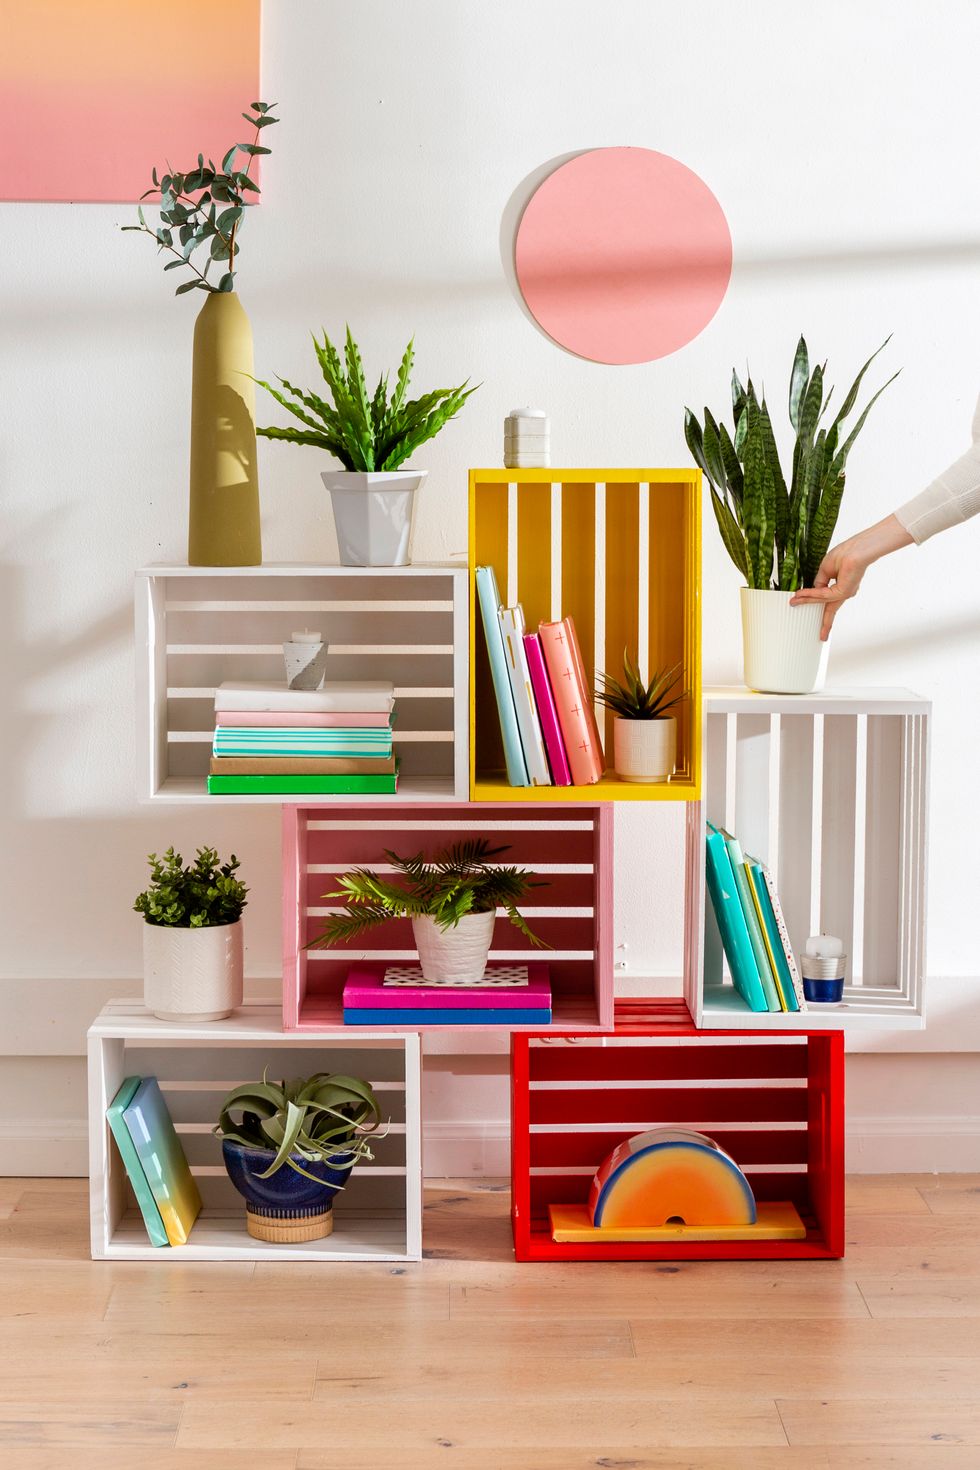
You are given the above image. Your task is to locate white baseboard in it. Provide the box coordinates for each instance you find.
[846,1115,980,1173]
[0,1121,89,1177]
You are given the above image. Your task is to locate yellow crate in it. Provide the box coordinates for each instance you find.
[469,468,702,802]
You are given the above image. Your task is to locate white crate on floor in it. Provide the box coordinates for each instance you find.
[697,687,929,1030]
[135,563,469,802]
[88,1002,422,1261]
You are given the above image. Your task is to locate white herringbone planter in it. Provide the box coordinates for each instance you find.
[740,588,825,694]
[142,920,244,1021]
[411,911,495,982]
[612,716,676,783]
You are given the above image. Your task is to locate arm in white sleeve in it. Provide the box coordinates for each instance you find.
[895,395,980,543]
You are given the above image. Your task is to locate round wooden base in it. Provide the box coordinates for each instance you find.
[245,1208,334,1244]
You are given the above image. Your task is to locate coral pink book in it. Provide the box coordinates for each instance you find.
[538,617,604,785]
[523,633,572,785]
[214,710,391,728]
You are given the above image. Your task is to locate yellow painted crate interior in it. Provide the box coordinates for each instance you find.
[468,469,701,801]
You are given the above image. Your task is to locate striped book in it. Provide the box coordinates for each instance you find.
[212,727,394,759]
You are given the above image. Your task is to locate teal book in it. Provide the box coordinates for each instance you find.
[106,1077,169,1248]
[208,770,398,795]
[748,860,800,1012]
[123,1078,202,1247]
[722,832,781,1013]
[475,564,530,787]
[704,824,768,1013]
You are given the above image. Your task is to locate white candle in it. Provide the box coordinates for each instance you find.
[804,934,843,959]
[290,630,322,643]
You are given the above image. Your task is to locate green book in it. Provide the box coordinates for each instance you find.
[721,832,781,1012]
[106,1077,169,1247]
[208,771,398,795]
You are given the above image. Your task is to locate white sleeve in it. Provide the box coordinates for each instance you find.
[895,395,980,543]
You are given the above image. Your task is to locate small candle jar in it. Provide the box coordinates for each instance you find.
[283,630,328,691]
[800,935,846,1004]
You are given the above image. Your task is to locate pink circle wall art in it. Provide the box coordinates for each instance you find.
[514,148,732,365]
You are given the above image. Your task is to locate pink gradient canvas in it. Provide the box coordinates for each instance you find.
[0,0,260,202]
[515,147,732,365]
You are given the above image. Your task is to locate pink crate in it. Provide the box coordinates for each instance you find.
[282,803,613,1031]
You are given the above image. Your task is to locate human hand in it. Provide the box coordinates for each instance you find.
[789,514,913,641]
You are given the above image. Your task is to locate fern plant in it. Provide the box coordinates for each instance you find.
[595,654,686,721]
[685,336,899,591]
[214,1071,384,1184]
[309,839,549,948]
[133,847,248,927]
[255,328,478,471]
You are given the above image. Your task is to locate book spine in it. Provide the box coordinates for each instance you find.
[539,620,603,785]
[212,734,393,758]
[498,606,551,786]
[475,566,529,786]
[208,772,398,794]
[215,710,392,728]
[744,864,790,1010]
[725,836,781,1012]
[524,633,572,785]
[563,616,605,768]
[210,755,396,775]
[761,866,808,1010]
[704,826,767,1013]
[216,689,394,713]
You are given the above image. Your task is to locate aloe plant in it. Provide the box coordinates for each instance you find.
[685,336,899,591]
[309,838,548,948]
[255,329,478,472]
[214,1071,384,1184]
[595,654,686,721]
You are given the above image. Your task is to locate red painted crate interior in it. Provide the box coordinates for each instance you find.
[283,803,613,1030]
[511,1027,844,1260]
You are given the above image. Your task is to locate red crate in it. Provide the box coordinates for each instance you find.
[511,1011,844,1261]
[283,803,614,1031]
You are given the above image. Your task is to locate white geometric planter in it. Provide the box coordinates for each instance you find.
[612,716,676,783]
[142,919,244,1022]
[322,470,426,567]
[411,911,495,982]
[740,588,824,695]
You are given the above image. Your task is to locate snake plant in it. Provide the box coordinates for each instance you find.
[308,838,548,948]
[685,336,899,591]
[595,654,686,721]
[255,328,478,472]
[214,1071,384,1183]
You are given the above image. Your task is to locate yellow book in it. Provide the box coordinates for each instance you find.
[744,862,788,1010]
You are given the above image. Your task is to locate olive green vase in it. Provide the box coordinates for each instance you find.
[188,291,262,566]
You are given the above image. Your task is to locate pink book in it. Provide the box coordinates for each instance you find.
[538,617,604,786]
[343,961,551,1009]
[215,710,391,728]
[523,633,572,786]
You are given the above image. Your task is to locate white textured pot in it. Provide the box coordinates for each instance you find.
[411,911,495,983]
[613,716,676,783]
[142,919,244,1022]
[740,588,825,695]
[321,470,426,567]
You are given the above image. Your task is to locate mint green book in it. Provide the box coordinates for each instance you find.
[106,1077,169,1247]
[722,832,781,1012]
[208,770,398,795]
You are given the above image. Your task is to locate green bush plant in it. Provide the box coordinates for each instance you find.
[133,847,248,928]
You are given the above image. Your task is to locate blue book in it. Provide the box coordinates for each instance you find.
[106,1077,169,1248]
[343,1007,551,1025]
[749,860,800,1012]
[722,832,780,1013]
[475,565,529,786]
[704,824,768,1013]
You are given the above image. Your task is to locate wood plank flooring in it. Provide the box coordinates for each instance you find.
[0,1175,978,1467]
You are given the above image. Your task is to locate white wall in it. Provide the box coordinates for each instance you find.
[3,0,980,1175]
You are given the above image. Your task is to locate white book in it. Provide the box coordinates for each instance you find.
[497,605,551,786]
[216,679,395,713]
[760,865,808,1010]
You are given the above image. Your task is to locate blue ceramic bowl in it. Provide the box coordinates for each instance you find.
[221,1139,354,1218]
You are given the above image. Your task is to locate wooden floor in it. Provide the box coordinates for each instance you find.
[0,1176,979,1467]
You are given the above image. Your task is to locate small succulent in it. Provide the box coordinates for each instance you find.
[255,328,478,471]
[595,654,686,721]
[214,1071,384,1184]
[309,838,548,947]
[133,847,248,927]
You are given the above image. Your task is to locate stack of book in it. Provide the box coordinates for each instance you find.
[208,680,398,796]
[475,564,604,788]
[106,1076,201,1246]
[342,961,552,1025]
[704,822,807,1013]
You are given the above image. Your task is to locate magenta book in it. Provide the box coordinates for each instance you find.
[344,962,552,1009]
[214,710,391,728]
[523,633,572,785]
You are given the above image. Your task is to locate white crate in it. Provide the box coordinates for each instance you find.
[135,563,469,802]
[87,1002,422,1261]
[696,687,929,1030]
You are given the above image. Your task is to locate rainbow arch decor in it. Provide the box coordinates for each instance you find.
[588,1128,756,1230]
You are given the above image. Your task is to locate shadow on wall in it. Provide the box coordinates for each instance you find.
[831,610,980,674]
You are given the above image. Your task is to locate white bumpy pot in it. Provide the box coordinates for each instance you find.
[143,920,244,1022]
[613,716,676,783]
[411,911,496,983]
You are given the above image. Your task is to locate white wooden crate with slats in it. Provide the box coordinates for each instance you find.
[87,1002,422,1261]
[135,563,468,802]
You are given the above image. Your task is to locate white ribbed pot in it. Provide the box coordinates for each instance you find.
[411,911,495,983]
[321,470,426,567]
[613,716,676,783]
[142,919,244,1022]
[740,588,825,695]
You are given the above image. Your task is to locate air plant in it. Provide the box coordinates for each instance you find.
[595,654,686,721]
[214,1071,384,1184]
